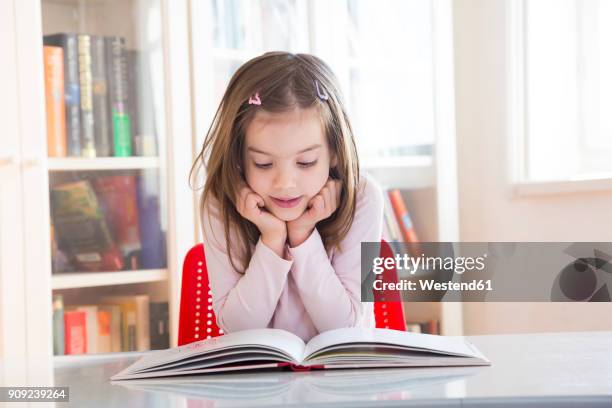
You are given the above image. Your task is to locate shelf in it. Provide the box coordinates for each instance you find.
[47,157,160,172]
[52,269,168,290]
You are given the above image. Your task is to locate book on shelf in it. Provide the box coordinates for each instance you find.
[99,295,150,352]
[97,308,113,353]
[406,320,440,335]
[77,34,96,157]
[387,189,419,244]
[43,32,157,159]
[93,175,142,259]
[111,327,490,380]
[98,304,122,353]
[43,46,67,157]
[70,305,99,353]
[106,36,133,157]
[52,294,65,355]
[64,309,87,354]
[54,298,168,355]
[50,180,124,272]
[91,35,113,157]
[127,49,158,156]
[136,171,167,269]
[43,33,81,157]
[150,302,170,350]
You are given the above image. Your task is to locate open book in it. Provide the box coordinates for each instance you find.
[111,327,490,380]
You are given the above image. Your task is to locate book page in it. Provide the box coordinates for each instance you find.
[122,328,306,375]
[303,328,479,362]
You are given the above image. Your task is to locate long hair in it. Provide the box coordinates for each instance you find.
[190,52,361,273]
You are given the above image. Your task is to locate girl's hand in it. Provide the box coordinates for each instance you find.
[287,178,342,247]
[236,183,287,257]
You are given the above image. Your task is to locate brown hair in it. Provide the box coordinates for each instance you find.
[190,52,361,273]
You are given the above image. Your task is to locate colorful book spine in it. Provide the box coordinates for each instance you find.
[105,36,132,156]
[43,33,81,156]
[388,189,419,243]
[77,34,96,157]
[64,310,87,354]
[127,49,158,156]
[136,172,166,269]
[73,305,99,354]
[43,46,67,157]
[91,35,112,157]
[93,175,142,257]
[97,310,112,353]
[52,294,65,355]
[99,304,122,352]
[150,302,170,350]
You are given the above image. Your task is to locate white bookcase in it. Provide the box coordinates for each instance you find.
[0,0,195,374]
[0,1,462,382]
[191,0,462,335]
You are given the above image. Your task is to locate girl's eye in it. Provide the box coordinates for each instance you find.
[254,163,272,169]
[298,160,317,168]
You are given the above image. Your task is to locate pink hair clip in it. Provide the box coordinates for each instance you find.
[315,80,329,101]
[248,92,261,105]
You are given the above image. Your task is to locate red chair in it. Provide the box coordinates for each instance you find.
[178,240,406,346]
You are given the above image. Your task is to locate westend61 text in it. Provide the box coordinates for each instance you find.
[373,279,493,292]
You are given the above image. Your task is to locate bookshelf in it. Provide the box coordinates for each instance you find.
[48,157,160,171]
[0,0,195,365]
[51,269,168,290]
[190,0,462,335]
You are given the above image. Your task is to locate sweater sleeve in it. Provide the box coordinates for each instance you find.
[287,175,384,333]
[201,199,293,333]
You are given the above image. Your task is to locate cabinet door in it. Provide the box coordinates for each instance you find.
[39,0,195,354]
[0,0,28,379]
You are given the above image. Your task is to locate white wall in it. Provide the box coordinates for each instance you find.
[453,0,612,334]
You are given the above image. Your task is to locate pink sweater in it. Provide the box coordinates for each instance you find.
[202,173,384,342]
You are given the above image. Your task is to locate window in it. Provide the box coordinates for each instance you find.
[520,0,612,182]
[196,0,441,170]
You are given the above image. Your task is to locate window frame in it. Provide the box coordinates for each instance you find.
[510,0,612,196]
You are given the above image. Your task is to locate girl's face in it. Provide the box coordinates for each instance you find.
[243,106,336,222]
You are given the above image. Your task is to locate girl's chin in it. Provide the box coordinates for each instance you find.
[269,206,305,222]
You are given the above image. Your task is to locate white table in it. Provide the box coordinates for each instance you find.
[28,331,612,406]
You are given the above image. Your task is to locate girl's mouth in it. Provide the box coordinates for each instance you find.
[271,196,303,208]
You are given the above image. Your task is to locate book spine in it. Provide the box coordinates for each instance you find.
[97,310,112,353]
[136,173,166,268]
[43,46,67,157]
[91,35,112,156]
[43,34,81,156]
[52,295,65,355]
[105,36,132,157]
[127,49,158,156]
[136,296,150,352]
[93,175,141,257]
[388,190,419,243]
[77,34,96,157]
[149,302,170,350]
[64,310,87,354]
[125,310,137,351]
[111,306,122,352]
[75,306,99,354]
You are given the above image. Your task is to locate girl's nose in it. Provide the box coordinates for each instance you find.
[273,168,297,190]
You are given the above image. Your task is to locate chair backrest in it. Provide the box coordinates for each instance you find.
[178,240,406,346]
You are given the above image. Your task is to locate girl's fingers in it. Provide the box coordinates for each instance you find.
[312,195,325,214]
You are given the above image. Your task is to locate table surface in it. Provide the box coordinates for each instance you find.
[13,331,612,407]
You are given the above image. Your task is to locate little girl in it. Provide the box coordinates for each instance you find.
[191,52,384,342]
